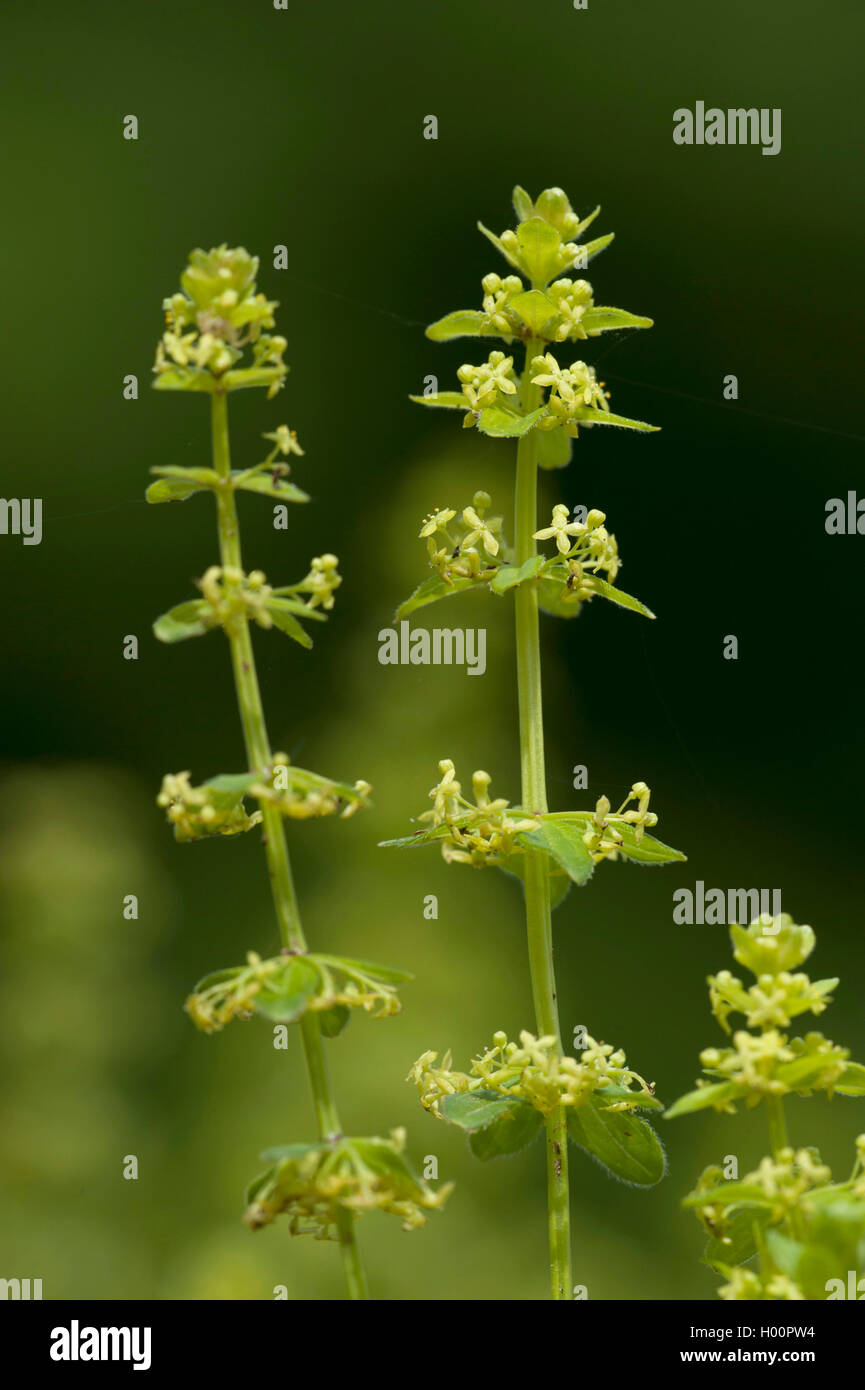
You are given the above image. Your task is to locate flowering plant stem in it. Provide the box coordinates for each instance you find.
[765,1093,789,1161]
[513,334,571,1299]
[210,391,368,1301]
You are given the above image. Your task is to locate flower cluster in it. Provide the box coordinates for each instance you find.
[418,761,539,866]
[157,771,261,842]
[480,272,526,336]
[409,1030,656,1119]
[532,503,621,608]
[419,491,505,584]
[457,350,519,417]
[252,753,371,820]
[708,969,837,1035]
[581,785,658,860]
[243,1130,452,1237]
[531,355,610,433]
[475,272,597,344]
[285,553,342,612]
[185,949,405,1034]
[699,1030,850,1106]
[154,245,287,397]
[546,278,597,341]
[671,915,859,1115]
[197,565,274,631]
[689,1141,865,1301]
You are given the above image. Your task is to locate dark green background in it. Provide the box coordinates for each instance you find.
[1,0,863,1300]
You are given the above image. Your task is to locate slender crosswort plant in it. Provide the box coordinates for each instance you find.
[382,188,687,1298]
[666,912,865,1299]
[149,247,448,1300]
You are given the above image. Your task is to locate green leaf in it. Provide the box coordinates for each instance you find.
[581,307,653,334]
[146,478,205,504]
[245,1167,276,1206]
[477,220,521,271]
[585,576,656,619]
[439,1091,514,1132]
[536,429,573,471]
[254,957,321,1022]
[152,369,215,393]
[497,855,573,911]
[571,405,659,432]
[153,600,212,643]
[476,405,546,438]
[567,1093,666,1186]
[318,1004,350,1038]
[440,1091,543,1161]
[260,1141,330,1163]
[350,1139,428,1194]
[146,467,219,504]
[425,310,486,341]
[573,205,602,239]
[537,576,583,619]
[774,1236,841,1301]
[317,955,414,985]
[685,1182,775,1210]
[232,471,309,503]
[408,391,469,410]
[193,966,245,993]
[511,217,564,283]
[605,820,687,866]
[595,1082,663,1112]
[469,1103,543,1160]
[580,232,616,263]
[777,1051,851,1090]
[704,1205,772,1271]
[489,555,545,594]
[508,290,556,335]
[395,574,477,621]
[264,600,313,647]
[512,185,534,221]
[518,819,595,886]
[378,821,468,850]
[202,772,261,798]
[833,1063,865,1096]
[664,1080,745,1118]
[221,366,286,394]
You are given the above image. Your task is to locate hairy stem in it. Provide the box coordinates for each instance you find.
[513,336,571,1300]
[210,390,369,1301]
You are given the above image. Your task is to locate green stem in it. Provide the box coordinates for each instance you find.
[209,391,369,1301]
[765,1093,789,1159]
[764,1092,807,1245]
[513,336,571,1300]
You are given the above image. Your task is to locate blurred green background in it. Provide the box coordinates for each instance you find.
[1,0,863,1301]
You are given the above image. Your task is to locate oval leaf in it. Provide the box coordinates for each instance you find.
[317,1004,351,1038]
[408,391,469,410]
[426,310,486,341]
[476,405,546,438]
[395,574,476,621]
[567,1094,666,1186]
[664,1080,745,1118]
[518,819,595,886]
[153,600,212,643]
[581,307,653,334]
[508,290,556,335]
[536,428,573,471]
[254,957,321,1022]
[233,472,309,503]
